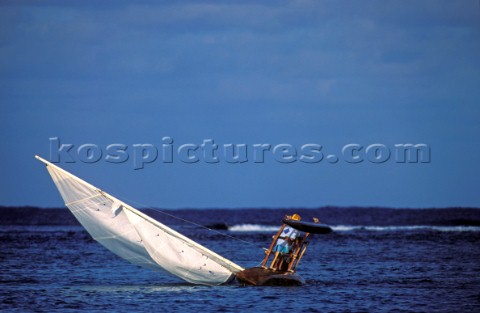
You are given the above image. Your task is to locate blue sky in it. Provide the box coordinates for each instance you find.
[1,1,479,209]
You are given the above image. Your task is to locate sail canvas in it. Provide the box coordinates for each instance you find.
[36,155,243,285]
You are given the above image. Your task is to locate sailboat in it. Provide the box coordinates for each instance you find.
[35,155,243,285]
[36,155,333,286]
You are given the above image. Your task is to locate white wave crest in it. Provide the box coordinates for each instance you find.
[332,225,480,232]
[228,224,480,232]
[228,224,280,232]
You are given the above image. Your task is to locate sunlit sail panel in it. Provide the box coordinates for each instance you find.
[125,210,241,285]
[36,155,243,285]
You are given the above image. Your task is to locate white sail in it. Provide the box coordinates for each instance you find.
[35,155,243,285]
[124,209,240,285]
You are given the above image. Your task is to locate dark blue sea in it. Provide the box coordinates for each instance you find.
[1,207,480,312]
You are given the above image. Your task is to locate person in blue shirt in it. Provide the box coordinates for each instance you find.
[271,213,303,270]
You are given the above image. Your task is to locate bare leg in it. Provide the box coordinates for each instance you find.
[277,256,284,271]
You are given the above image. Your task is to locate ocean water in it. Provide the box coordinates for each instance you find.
[1,208,480,312]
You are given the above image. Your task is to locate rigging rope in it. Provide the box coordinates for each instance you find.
[116,195,265,250]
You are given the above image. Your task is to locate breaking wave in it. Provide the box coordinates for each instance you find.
[228,224,480,232]
[228,224,280,232]
[332,225,480,232]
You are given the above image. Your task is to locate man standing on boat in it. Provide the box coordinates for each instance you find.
[271,214,303,270]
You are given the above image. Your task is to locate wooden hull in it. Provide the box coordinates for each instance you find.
[235,267,305,286]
